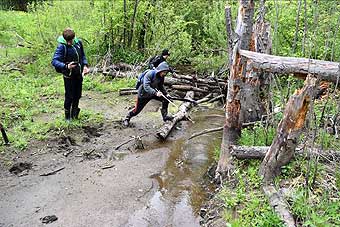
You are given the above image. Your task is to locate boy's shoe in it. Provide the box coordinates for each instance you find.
[123,119,130,127]
[163,115,174,122]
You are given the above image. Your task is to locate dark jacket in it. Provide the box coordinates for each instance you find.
[51,36,88,79]
[139,62,170,98]
[148,55,166,69]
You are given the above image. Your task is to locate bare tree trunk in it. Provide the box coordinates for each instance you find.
[302,0,308,55]
[217,0,255,176]
[123,0,127,47]
[292,0,302,52]
[128,0,140,48]
[225,6,234,67]
[259,75,318,183]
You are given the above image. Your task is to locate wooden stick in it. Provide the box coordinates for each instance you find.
[40,167,65,176]
[188,127,223,140]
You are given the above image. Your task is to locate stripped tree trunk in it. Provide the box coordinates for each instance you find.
[217,0,255,175]
[259,75,318,183]
[241,0,272,124]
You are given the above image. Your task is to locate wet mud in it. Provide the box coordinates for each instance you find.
[0,91,223,227]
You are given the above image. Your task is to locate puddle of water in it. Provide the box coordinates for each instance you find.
[127,108,224,226]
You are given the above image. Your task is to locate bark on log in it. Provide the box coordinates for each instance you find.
[259,75,318,183]
[171,85,209,93]
[230,146,340,163]
[240,49,340,84]
[263,185,296,227]
[156,91,195,140]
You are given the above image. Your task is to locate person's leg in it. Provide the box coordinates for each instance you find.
[154,96,173,121]
[71,78,82,119]
[123,97,150,126]
[63,77,73,120]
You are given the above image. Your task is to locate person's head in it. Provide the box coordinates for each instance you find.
[156,62,170,77]
[63,28,75,45]
[161,49,170,59]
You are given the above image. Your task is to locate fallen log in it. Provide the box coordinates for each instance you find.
[119,89,138,95]
[263,185,296,227]
[240,49,340,84]
[171,85,209,93]
[230,146,340,163]
[156,91,195,140]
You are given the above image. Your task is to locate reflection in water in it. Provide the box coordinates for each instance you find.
[127,109,223,227]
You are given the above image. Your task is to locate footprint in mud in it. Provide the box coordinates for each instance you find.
[58,135,77,147]
[9,162,32,175]
[82,125,102,137]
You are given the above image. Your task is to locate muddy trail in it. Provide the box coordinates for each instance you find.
[0,91,224,227]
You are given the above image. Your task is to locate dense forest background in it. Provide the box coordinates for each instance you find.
[1,0,340,73]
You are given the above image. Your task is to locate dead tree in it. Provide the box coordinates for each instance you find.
[259,75,318,183]
[217,0,255,175]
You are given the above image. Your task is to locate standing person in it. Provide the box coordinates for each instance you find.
[148,49,170,70]
[123,62,173,126]
[52,28,89,121]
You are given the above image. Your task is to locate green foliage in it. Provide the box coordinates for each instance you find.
[219,160,284,227]
[291,187,340,226]
[239,124,276,146]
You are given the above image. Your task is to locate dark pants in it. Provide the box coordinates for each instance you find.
[126,96,169,120]
[64,77,82,113]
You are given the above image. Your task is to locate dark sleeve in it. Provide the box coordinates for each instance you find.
[79,40,88,66]
[51,44,67,71]
[143,71,157,95]
[159,77,167,96]
[149,55,163,69]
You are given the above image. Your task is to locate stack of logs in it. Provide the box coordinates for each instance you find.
[118,73,227,99]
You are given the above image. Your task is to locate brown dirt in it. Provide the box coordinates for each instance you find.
[0,90,224,227]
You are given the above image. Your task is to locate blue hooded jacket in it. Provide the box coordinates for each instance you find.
[138,61,170,98]
[51,36,88,78]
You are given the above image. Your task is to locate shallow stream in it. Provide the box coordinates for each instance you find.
[127,108,224,226]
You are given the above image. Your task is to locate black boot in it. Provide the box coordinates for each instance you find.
[123,112,133,127]
[71,108,80,120]
[161,108,173,122]
[65,109,71,121]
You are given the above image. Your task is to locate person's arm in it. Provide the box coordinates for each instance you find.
[143,72,157,95]
[51,44,67,71]
[159,77,167,96]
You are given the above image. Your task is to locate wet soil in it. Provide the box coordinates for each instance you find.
[0,90,223,227]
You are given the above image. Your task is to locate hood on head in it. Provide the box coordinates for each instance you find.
[57,36,79,45]
[156,62,170,74]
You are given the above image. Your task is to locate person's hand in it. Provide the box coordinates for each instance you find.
[67,61,77,69]
[156,91,163,97]
[83,65,90,76]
